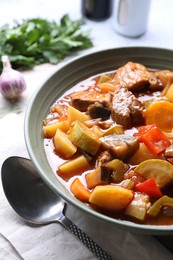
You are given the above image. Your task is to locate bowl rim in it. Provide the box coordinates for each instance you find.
[24,46,173,235]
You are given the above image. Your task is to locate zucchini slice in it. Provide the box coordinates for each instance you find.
[135,159,173,188]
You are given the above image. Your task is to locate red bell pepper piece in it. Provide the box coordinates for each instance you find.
[135,178,163,198]
[134,125,171,155]
[134,124,155,140]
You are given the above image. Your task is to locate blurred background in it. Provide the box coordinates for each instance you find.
[0,0,173,53]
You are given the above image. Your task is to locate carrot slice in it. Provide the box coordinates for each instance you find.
[70,178,91,203]
[144,101,173,132]
[97,82,117,93]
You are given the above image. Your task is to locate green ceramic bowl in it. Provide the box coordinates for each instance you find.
[25,47,173,235]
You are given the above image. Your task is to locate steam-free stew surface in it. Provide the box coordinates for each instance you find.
[43,62,173,225]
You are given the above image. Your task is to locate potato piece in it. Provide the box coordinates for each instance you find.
[92,125,103,138]
[100,134,139,159]
[43,120,69,138]
[134,159,173,188]
[54,128,77,159]
[128,143,159,165]
[101,125,124,136]
[125,192,150,221]
[89,185,133,211]
[68,121,101,155]
[68,106,90,125]
[59,155,90,180]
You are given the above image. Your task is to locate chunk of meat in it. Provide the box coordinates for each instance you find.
[148,70,173,92]
[111,87,144,128]
[155,70,173,95]
[156,70,173,88]
[97,151,113,167]
[115,62,150,91]
[88,102,111,119]
[148,73,163,91]
[70,91,111,112]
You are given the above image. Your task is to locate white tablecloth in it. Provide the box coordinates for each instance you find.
[1,0,173,259]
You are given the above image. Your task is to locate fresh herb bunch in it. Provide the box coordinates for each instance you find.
[0,15,93,70]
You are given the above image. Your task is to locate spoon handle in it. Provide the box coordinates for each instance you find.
[59,215,113,260]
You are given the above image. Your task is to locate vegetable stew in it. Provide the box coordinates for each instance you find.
[43,61,173,225]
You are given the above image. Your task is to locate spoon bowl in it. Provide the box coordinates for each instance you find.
[1,156,65,224]
[1,156,113,260]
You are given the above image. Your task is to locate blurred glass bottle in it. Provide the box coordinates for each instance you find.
[112,0,151,37]
[81,0,113,21]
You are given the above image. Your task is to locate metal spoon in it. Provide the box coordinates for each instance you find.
[1,156,113,260]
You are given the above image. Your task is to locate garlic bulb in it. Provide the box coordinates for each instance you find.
[0,55,26,100]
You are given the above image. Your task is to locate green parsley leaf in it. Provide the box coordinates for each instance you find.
[0,15,93,70]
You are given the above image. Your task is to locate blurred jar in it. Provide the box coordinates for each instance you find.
[81,0,113,21]
[112,0,151,37]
